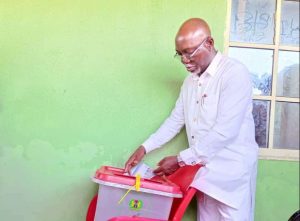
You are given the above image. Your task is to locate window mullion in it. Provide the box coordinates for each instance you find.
[229,42,276,49]
[223,0,232,55]
[268,0,283,149]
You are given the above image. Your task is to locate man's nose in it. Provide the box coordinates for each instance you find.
[181,55,191,64]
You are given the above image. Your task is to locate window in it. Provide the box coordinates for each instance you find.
[224,0,300,161]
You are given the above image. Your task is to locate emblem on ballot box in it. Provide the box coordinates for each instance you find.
[129,199,143,210]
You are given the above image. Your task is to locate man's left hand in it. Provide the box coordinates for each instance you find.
[153,156,179,176]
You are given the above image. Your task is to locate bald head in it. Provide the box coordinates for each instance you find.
[176,18,211,46]
[175,18,216,76]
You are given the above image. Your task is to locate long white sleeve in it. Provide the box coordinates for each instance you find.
[142,88,185,153]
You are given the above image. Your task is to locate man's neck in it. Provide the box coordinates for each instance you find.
[197,50,217,77]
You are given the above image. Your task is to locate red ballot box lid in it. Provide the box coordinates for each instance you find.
[93,166,182,197]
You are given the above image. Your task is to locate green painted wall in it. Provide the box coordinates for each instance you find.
[256,160,299,221]
[0,1,298,221]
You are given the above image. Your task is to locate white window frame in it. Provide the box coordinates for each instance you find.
[224,0,300,161]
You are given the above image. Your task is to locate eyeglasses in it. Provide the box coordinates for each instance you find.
[174,37,208,61]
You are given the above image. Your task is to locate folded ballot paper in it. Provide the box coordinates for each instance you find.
[128,162,155,179]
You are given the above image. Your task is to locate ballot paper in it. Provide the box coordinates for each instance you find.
[129,162,155,179]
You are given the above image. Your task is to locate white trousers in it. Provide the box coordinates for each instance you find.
[196,162,257,221]
[196,192,254,221]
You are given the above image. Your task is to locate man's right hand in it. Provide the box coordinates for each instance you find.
[124,145,146,174]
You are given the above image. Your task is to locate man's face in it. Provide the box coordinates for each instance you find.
[175,36,210,76]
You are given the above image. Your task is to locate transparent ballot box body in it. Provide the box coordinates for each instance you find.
[92,166,182,221]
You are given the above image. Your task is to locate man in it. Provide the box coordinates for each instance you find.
[125,18,258,221]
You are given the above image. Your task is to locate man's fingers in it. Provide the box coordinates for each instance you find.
[124,163,131,173]
[153,166,164,176]
[157,158,166,166]
[153,166,164,174]
[125,158,140,174]
[124,146,146,174]
[125,158,134,173]
[155,171,164,176]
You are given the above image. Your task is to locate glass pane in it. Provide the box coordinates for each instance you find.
[280,0,300,46]
[277,51,299,98]
[228,47,273,95]
[273,102,300,149]
[230,0,276,44]
[252,100,270,148]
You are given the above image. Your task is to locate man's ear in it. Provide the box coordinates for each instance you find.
[206,36,214,51]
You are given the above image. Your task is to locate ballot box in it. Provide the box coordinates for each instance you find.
[92,166,182,221]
